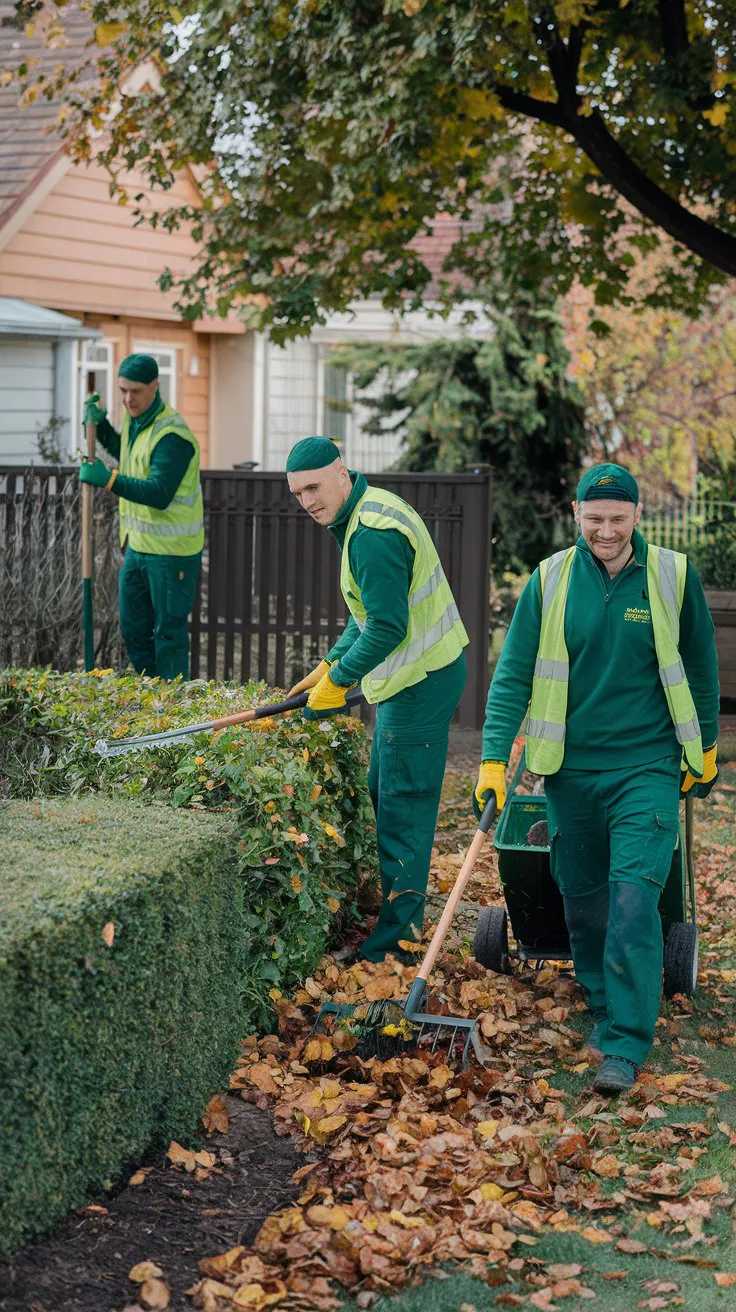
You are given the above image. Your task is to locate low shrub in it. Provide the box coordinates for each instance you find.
[0,797,242,1259]
[0,668,377,1025]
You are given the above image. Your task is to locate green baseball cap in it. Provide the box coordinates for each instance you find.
[286,436,341,473]
[118,353,159,384]
[576,463,639,505]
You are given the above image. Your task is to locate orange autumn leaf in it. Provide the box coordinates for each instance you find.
[202,1094,229,1135]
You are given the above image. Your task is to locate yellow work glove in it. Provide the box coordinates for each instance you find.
[304,667,357,720]
[473,760,507,821]
[287,659,332,698]
[681,744,718,799]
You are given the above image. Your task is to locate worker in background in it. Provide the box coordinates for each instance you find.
[286,436,469,963]
[475,463,719,1094]
[78,353,203,681]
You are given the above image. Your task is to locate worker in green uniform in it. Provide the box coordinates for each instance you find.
[474,463,719,1095]
[78,354,204,681]
[285,436,469,963]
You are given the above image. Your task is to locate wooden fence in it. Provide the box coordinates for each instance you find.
[638,497,736,550]
[0,466,492,729]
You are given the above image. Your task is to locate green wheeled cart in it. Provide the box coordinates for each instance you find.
[472,749,698,998]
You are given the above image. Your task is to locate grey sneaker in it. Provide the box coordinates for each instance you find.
[593,1056,638,1095]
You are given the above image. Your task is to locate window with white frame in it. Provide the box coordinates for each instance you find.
[132,345,178,406]
[321,360,350,447]
[77,340,114,423]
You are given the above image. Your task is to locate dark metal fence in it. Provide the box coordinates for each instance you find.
[0,467,491,728]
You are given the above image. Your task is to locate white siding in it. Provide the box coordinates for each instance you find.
[0,337,54,461]
[264,339,318,470]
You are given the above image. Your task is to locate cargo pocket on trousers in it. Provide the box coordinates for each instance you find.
[640,813,680,888]
[166,565,198,619]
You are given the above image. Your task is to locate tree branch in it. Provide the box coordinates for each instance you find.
[658,0,689,59]
[494,84,567,129]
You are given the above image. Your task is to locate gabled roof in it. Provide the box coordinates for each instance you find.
[0,1,92,225]
[0,295,101,337]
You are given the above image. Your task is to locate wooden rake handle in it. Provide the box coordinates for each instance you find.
[417,793,498,982]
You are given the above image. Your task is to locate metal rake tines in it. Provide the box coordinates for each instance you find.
[413,1014,477,1068]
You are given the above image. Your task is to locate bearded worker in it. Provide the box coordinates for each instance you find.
[474,463,719,1095]
[286,436,469,963]
[78,354,204,681]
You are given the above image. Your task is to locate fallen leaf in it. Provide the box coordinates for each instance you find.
[616,1238,647,1254]
[203,1094,229,1135]
[139,1278,171,1309]
[714,1273,736,1287]
[101,921,115,947]
[129,1260,164,1283]
[580,1226,612,1244]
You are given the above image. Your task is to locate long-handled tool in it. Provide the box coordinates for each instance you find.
[82,416,97,671]
[316,792,498,1068]
[93,688,364,757]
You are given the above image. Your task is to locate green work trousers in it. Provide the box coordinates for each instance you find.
[360,652,467,963]
[119,547,201,681]
[544,757,681,1066]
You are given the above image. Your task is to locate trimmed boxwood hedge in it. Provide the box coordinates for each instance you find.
[0,796,243,1260]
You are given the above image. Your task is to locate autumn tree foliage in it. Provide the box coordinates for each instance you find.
[4,0,736,340]
[337,301,588,571]
[564,286,736,500]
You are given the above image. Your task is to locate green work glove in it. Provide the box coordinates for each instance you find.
[79,458,113,489]
[681,744,719,799]
[473,760,507,820]
[83,393,107,426]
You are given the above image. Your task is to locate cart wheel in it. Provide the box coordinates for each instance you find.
[663,922,698,998]
[473,907,510,974]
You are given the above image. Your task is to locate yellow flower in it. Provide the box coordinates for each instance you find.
[194,755,205,766]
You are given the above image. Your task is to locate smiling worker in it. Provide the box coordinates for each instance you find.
[286,436,469,963]
[79,354,203,680]
[474,463,719,1094]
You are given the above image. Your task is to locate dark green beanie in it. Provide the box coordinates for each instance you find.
[577,463,639,505]
[286,436,341,473]
[118,353,159,385]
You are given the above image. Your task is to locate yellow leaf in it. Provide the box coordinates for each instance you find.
[315,1113,348,1138]
[94,21,127,45]
[303,1037,334,1063]
[593,1154,620,1178]
[129,1260,164,1283]
[387,1209,426,1228]
[310,784,322,801]
[327,897,340,913]
[481,1182,505,1200]
[306,1203,350,1230]
[291,873,302,894]
[581,1226,612,1244]
[101,921,115,947]
[322,822,345,847]
[231,1281,288,1309]
[703,102,729,128]
[476,1120,500,1140]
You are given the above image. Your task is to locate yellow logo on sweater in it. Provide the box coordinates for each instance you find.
[624,606,651,624]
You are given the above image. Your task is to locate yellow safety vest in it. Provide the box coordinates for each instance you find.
[341,486,468,704]
[525,543,704,777]
[118,402,204,556]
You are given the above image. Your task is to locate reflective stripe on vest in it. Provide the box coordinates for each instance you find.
[118,402,204,556]
[648,545,703,768]
[524,547,574,774]
[525,543,704,776]
[340,486,468,704]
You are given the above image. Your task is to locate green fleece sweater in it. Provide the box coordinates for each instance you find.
[324,473,415,687]
[483,530,720,770]
[96,410,194,512]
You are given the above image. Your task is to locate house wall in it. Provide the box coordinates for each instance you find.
[0,159,201,320]
[79,316,212,466]
[0,336,54,461]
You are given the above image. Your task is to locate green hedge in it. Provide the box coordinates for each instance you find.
[0,668,377,1025]
[0,797,243,1259]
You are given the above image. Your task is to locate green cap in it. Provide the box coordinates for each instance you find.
[285,436,341,473]
[118,353,159,384]
[576,463,639,505]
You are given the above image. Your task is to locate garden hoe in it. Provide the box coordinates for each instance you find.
[317,792,498,1069]
[93,689,363,758]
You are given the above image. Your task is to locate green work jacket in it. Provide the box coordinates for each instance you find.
[483,530,720,771]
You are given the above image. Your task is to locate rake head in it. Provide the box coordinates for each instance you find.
[315,994,485,1068]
